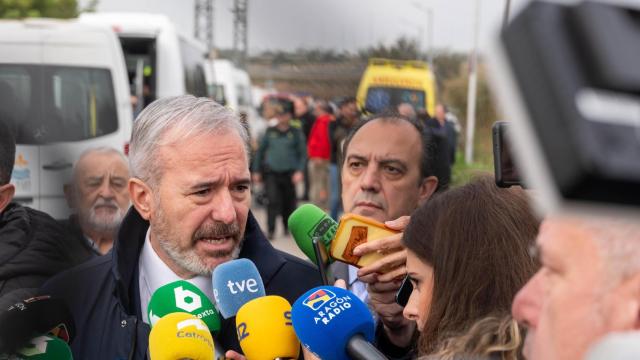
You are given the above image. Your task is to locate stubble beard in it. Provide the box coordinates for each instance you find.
[153,203,243,277]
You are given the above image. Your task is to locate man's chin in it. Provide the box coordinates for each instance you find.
[92,206,119,217]
[351,206,386,222]
[197,242,241,265]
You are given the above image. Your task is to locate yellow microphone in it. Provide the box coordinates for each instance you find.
[235,296,300,360]
[149,312,215,360]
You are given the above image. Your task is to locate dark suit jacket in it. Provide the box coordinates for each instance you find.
[42,208,320,360]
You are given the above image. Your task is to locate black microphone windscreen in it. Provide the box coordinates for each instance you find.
[0,295,75,354]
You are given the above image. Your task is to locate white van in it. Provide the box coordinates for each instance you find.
[205,59,261,141]
[0,19,132,219]
[79,13,208,114]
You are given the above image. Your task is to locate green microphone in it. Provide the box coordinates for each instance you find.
[147,280,221,334]
[288,204,338,263]
[15,335,73,359]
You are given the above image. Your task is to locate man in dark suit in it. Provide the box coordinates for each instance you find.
[333,113,439,358]
[42,96,320,359]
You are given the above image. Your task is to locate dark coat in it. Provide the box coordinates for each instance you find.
[41,208,321,360]
[58,215,101,265]
[0,203,76,297]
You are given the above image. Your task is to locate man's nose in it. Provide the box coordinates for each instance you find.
[98,181,115,199]
[359,165,381,192]
[210,189,236,224]
[512,270,543,329]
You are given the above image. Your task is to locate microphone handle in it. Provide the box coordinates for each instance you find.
[346,334,388,360]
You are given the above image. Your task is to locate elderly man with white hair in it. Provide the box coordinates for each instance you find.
[62,147,130,261]
[512,214,640,360]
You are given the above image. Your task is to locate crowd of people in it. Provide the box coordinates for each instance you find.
[251,94,459,238]
[0,91,639,360]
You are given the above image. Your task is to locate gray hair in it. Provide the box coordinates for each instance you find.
[129,95,250,186]
[70,146,129,187]
[74,146,127,169]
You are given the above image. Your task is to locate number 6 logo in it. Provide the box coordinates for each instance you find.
[174,286,202,313]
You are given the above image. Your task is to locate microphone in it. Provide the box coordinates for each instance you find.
[288,204,396,268]
[585,332,640,360]
[291,286,386,360]
[148,312,214,360]
[287,203,338,263]
[211,259,265,319]
[0,295,75,354]
[235,295,300,360]
[12,335,73,359]
[147,280,221,334]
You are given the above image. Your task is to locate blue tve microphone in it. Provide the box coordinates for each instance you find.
[211,259,265,319]
[291,286,385,360]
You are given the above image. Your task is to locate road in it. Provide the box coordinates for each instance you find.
[250,203,307,261]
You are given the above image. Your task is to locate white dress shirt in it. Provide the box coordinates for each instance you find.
[138,230,224,357]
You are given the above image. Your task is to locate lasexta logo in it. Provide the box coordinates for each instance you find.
[174,286,202,313]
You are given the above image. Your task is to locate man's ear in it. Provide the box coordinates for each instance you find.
[128,178,154,220]
[63,183,75,209]
[610,271,640,331]
[418,176,438,205]
[0,183,15,214]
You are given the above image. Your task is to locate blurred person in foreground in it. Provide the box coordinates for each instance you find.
[252,99,307,239]
[334,112,439,358]
[402,175,539,359]
[62,147,130,261]
[512,213,640,360]
[306,99,333,211]
[0,119,75,298]
[41,96,319,359]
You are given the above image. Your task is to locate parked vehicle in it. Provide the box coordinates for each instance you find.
[356,58,437,116]
[205,59,260,141]
[0,18,132,218]
[80,12,208,114]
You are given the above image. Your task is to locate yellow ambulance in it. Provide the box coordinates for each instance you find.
[356,58,437,116]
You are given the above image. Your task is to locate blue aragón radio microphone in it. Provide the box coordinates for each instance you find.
[211,259,266,318]
[291,286,386,360]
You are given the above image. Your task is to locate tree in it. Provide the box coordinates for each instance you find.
[358,36,420,61]
[0,0,78,19]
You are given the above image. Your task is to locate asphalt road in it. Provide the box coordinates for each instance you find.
[250,203,307,261]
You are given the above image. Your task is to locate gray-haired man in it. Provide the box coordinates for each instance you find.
[42,96,320,359]
[61,147,130,261]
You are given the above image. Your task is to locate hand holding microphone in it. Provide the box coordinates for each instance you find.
[288,204,402,272]
[352,216,415,348]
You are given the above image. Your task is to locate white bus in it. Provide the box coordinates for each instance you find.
[205,59,261,141]
[0,19,132,218]
[80,13,208,113]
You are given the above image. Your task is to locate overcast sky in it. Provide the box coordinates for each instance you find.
[81,0,626,54]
